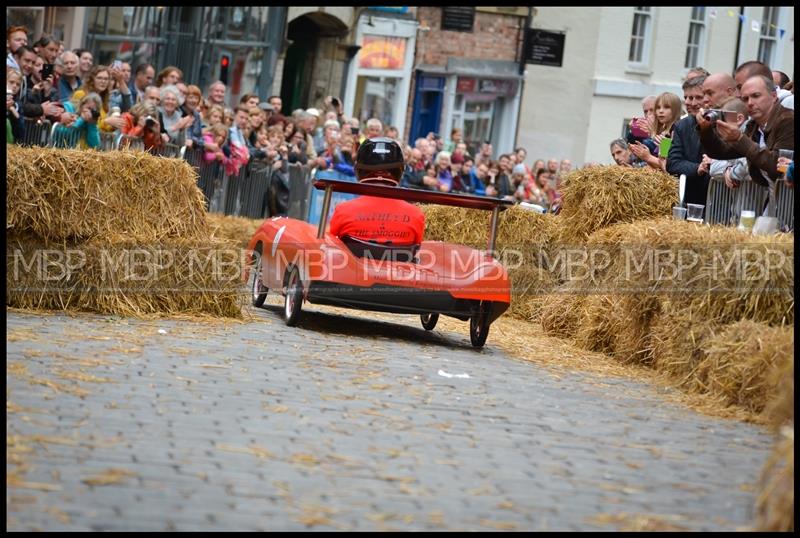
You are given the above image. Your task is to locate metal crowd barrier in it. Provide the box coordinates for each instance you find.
[241,163,272,219]
[704,176,737,226]
[703,174,792,231]
[774,180,794,232]
[19,118,52,146]
[287,163,315,220]
[49,122,82,149]
[735,178,769,220]
[115,133,145,151]
[98,132,116,151]
[155,142,182,158]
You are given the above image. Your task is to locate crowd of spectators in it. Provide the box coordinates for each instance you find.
[6,25,576,212]
[12,25,790,216]
[613,60,794,209]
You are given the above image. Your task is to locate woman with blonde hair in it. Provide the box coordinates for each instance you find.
[120,100,164,152]
[55,92,102,149]
[630,91,682,171]
[71,65,127,133]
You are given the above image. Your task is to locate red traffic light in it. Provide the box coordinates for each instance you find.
[221,56,229,67]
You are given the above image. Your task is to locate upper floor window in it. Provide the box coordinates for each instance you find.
[628,7,652,65]
[684,7,706,68]
[757,7,779,66]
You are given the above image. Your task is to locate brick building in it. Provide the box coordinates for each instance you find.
[405,7,529,155]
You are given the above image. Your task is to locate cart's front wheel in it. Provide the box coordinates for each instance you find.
[420,313,439,331]
[469,302,491,348]
[283,266,303,326]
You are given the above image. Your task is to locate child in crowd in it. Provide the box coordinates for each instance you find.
[203,122,230,164]
[57,92,102,149]
[630,91,682,171]
[706,97,750,189]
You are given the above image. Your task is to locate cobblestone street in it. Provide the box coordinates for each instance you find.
[7,301,773,531]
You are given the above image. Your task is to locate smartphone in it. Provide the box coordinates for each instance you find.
[629,117,649,139]
[41,63,55,79]
[112,60,122,70]
[350,126,359,135]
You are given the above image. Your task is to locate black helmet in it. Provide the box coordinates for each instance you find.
[355,137,404,185]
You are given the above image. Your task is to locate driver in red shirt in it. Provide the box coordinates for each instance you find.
[329,137,425,246]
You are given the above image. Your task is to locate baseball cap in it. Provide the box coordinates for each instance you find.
[258,101,273,111]
[306,108,320,118]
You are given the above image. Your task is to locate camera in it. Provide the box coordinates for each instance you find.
[331,97,340,108]
[144,115,156,128]
[90,108,100,120]
[702,109,725,123]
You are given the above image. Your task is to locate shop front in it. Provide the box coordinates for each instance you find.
[410,59,522,156]
[343,14,418,139]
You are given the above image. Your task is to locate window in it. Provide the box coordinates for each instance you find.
[628,7,652,64]
[684,7,706,68]
[757,7,779,66]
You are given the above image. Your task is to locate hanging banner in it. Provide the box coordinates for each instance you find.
[359,36,407,70]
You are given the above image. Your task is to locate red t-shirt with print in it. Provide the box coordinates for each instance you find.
[329,196,425,245]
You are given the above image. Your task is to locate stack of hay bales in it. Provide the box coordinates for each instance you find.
[421,204,558,320]
[206,213,265,249]
[561,218,794,367]
[556,166,678,245]
[6,146,245,318]
[756,344,794,531]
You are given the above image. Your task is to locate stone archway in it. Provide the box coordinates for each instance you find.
[279,10,351,112]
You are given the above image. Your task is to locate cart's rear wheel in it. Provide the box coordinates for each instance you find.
[250,248,268,308]
[469,301,491,348]
[283,266,303,326]
[420,313,439,331]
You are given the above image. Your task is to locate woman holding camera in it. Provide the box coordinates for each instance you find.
[55,92,102,149]
[119,101,164,153]
[71,65,127,133]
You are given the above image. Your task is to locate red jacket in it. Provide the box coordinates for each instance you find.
[329,196,425,245]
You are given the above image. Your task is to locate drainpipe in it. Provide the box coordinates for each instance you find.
[733,6,744,72]
[513,7,533,149]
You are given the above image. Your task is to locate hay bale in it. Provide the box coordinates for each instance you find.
[6,145,210,243]
[694,320,794,414]
[421,204,559,268]
[573,294,661,366]
[583,218,794,326]
[764,358,794,431]
[756,426,794,532]
[207,213,265,249]
[649,298,723,386]
[6,234,245,318]
[538,284,586,338]
[508,265,558,321]
[556,166,678,244]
